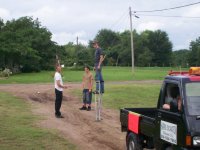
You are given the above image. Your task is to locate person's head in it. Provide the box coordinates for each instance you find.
[84,65,90,73]
[170,86,180,99]
[55,64,61,73]
[92,41,99,49]
[170,86,182,111]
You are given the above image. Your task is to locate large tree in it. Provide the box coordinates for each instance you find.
[188,37,200,66]
[91,29,173,67]
[63,42,93,67]
[147,30,172,66]
[134,30,153,66]
[0,17,59,72]
[94,29,120,50]
[172,49,189,67]
[92,29,120,65]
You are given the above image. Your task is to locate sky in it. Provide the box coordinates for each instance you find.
[0,0,200,50]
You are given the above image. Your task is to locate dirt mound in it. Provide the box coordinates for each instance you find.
[29,92,53,103]
[28,92,72,103]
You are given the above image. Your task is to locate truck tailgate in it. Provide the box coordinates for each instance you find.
[120,108,157,137]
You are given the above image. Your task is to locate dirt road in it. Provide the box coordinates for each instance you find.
[0,83,127,150]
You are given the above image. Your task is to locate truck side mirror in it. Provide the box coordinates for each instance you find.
[170,100,178,113]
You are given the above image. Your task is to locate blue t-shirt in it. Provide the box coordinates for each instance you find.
[94,48,103,65]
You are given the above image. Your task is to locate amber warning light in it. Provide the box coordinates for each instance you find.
[189,67,200,75]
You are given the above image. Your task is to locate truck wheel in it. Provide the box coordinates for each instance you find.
[165,146,173,150]
[127,132,142,150]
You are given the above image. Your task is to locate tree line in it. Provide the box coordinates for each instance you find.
[0,17,200,73]
[0,17,61,72]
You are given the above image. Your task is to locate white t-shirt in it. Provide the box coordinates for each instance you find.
[54,72,63,91]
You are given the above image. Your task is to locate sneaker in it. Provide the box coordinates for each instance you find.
[56,115,64,118]
[79,106,87,110]
[92,90,99,94]
[87,106,91,111]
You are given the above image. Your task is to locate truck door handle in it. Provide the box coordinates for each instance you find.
[158,112,162,118]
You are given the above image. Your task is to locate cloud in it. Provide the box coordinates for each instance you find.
[52,31,88,45]
[0,0,199,50]
[136,21,164,32]
[0,8,10,20]
[24,3,120,45]
[183,5,200,17]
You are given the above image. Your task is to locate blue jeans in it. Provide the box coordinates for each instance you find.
[83,89,92,105]
[95,65,104,93]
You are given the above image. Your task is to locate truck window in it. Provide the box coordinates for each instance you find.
[163,83,181,112]
[186,83,200,115]
[164,84,173,104]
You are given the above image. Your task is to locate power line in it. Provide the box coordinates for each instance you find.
[109,9,129,30]
[137,14,200,19]
[134,1,200,13]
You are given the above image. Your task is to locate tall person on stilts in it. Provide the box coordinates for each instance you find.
[92,41,105,121]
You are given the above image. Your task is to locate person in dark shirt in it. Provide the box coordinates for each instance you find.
[163,86,182,112]
[92,41,105,94]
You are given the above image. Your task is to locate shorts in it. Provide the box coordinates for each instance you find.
[82,89,92,104]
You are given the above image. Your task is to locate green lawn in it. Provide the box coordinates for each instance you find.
[0,67,188,84]
[0,67,185,149]
[0,92,76,150]
[71,82,161,109]
[103,66,178,81]
[103,83,161,109]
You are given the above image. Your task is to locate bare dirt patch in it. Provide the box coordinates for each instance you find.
[0,81,161,149]
[0,83,127,150]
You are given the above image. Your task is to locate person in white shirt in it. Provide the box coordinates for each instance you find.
[54,65,67,118]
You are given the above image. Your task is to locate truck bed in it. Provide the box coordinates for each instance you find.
[120,108,157,137]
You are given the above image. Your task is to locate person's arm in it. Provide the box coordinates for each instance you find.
[177,96,182,111]
[56,80,67,89]
[98,55,104,69]
[163,104,170,110]
[82,76,85,89]
[89,74,94,92]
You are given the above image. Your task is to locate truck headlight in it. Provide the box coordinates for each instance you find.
[193,136,200,146]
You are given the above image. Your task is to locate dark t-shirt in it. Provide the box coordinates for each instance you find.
[170,99,178,112]
[94,48,103,65]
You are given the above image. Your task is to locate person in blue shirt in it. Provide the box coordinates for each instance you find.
[92,41,105,94]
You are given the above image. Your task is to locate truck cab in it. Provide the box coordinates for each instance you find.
[120,67,200,150]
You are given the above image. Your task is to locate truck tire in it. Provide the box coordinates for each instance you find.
[165,146,173,150]
[127,132,142,150]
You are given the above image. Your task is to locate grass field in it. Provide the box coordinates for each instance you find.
[0,66,187,84]
[0,67,170,149]
[0,92,76,150]
[103,83,161,109]
[71,82,161,109]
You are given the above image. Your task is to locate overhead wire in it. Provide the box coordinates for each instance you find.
[108,1,200,32]
[109,8,129,30]
[136,14,200,19]
[103,1,200,48]
[134,1,200,13]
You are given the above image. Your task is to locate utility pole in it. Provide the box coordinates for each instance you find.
[129,7,134,73]
[76,36,79,45]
